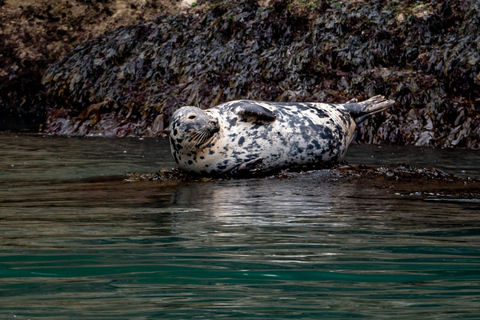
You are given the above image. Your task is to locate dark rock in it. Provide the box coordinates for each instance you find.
[0,0,183,132]
[5,0,480,149]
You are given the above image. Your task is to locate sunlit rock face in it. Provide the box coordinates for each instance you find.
[42,0,480,148]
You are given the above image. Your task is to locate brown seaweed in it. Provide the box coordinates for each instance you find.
[42,0,480,148]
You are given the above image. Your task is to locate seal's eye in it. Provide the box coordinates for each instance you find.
[188,115,196,119]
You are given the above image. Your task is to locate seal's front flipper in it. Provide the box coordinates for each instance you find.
[229,157,263,177]
[236,104,276,122]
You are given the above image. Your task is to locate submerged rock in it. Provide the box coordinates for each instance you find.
[41,0,480,148]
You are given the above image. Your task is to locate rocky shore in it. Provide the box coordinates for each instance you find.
[0,0,182,130]
[126,163,480,202]
[2,0,480,149]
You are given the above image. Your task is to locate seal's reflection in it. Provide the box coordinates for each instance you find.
[169,171,380,229]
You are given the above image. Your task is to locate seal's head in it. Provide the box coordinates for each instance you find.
[169,106,220,152]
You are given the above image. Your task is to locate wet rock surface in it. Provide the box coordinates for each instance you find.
[335,164,480,201]
[125,163,480,201]
[40,0,480,149]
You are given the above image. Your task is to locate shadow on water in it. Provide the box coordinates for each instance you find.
[1,134,480,319]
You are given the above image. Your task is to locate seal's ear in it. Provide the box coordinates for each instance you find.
[236,104,276,122]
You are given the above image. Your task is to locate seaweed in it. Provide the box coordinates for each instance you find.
[0,0,182,132]
[42,0,480,148]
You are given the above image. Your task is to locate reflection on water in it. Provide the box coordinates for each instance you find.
[1,134,480,319]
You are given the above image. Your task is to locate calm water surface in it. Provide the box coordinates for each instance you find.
[1,134,480,319]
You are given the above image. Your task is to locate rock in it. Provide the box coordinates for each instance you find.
[3,0,480,150]
[0,0,183,131]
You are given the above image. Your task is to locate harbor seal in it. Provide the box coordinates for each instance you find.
[168,95,395,177]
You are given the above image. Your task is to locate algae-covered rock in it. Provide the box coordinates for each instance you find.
[0,0,183,131]
[42,0,480,148]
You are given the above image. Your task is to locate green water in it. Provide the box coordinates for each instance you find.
[1,134,480,319]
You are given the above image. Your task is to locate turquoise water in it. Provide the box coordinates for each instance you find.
[1,134,480,319]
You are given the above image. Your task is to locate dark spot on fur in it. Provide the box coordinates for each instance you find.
[200,156,205,159]
[188,160,193,165]
[173,129,178,136]
[238,136,245,146]
[209,150,215,155]
[321,127,334,140]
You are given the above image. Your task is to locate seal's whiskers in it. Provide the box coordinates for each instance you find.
[192,128,212,145]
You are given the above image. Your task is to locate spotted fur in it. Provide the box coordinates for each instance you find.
[169,96,394,177]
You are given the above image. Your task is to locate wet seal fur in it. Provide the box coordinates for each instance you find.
[169,95,395,177]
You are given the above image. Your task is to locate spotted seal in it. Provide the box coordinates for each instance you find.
[168,95,395,177]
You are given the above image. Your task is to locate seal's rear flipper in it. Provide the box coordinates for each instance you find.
[343,95,395,124]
